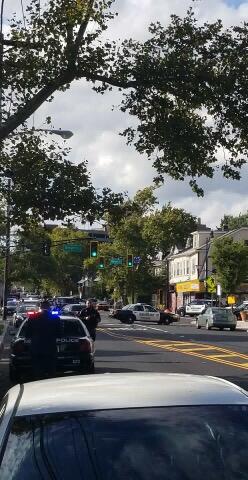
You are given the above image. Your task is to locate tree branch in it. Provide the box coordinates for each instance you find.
[88,73,137,88]
[0,72,74,142]
[74,0,95,54]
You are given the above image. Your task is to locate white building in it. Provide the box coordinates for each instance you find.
[168,224,248,312]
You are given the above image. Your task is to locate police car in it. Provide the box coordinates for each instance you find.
[112,303,178,325]
[9,314,95,383]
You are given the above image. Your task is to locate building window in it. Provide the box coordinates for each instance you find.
[179,262,182,276]
[186,260,189,275]
[176,263,180,276]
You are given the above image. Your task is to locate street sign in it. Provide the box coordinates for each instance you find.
[63,243,82,253]
[110,257,123,266]
[133,256,141,265]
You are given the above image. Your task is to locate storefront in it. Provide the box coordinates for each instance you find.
[175,280,206,309]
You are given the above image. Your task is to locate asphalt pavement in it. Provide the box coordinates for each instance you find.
[1,313,248,400]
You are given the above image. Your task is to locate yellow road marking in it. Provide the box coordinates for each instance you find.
[99,327,248,371]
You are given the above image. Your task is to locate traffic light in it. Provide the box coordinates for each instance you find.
[42,240,51,256]
[90,241,98,258]
[98,257,105,269]
[127,254,133,268]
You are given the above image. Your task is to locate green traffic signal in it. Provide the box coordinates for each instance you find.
[99,257,105,269]
[90,241,98,258]
[127,254,133,268]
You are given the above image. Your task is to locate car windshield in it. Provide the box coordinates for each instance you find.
[6,302,16,307]
[1,405,248,479]
[71,305,82,311]
[17,305,38,313]
[211,308,233,316]
[20,318,86,338]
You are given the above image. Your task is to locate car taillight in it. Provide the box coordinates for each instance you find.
[79,339,92,353]
[13,341,25,354]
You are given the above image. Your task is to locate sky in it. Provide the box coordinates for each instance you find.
[4,0,248,228]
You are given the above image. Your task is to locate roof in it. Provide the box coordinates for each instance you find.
[9,373,248,417]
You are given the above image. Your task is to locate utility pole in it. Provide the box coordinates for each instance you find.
[2,175,11,320]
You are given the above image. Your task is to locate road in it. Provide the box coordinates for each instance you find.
[1,314,248,400]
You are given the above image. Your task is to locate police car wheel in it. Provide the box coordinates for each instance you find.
[127,316,134,324]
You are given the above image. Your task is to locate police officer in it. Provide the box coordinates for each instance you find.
[79,299,101,341]
[25,299,61,380]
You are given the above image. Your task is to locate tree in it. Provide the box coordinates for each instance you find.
[221,213,248,231]
[142,204,197,256]
[87,187,197,302]
[0,133,123,226]
[211,237,248,295]
[11,225,89,294]
[2,3,248,194]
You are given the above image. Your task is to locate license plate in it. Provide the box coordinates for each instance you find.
[73,359,80,364]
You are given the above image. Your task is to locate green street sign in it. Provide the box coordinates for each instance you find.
[63,243,82,253]
[110,257,123,266]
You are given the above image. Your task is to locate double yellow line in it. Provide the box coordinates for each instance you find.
[99,328,248,371]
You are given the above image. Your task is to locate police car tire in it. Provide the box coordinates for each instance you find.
[127,315,134,324]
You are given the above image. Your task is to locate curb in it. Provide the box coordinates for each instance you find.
[0,320,10,357]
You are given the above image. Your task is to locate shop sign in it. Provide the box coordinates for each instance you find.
[176,280,205,293]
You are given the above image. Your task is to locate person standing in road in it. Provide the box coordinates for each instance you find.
[25,300,61,380]
[79,299,101,341]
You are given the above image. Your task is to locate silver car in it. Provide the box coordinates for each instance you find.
[196,307,237,331]
[0,373,248,478]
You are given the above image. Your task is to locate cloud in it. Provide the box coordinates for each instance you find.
[4,0,248,227]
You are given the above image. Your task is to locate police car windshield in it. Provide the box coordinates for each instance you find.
[20,318,87,338]
[60,319,86,336]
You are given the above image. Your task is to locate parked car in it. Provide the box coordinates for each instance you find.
[55,296,81,308]
[233,301,248,320]
[62,303,86,316]
[9,315,95,382]
[5,300,18,316]
[1,373,248,478]
[97,300,110,311]
[196,307,237,331]
[12,304,39,328]
[186,299,216,316]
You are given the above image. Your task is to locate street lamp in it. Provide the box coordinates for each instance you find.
[35,129,74,140]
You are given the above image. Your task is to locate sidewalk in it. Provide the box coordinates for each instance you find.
[0,320,9,355]
[236,320,248,331]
